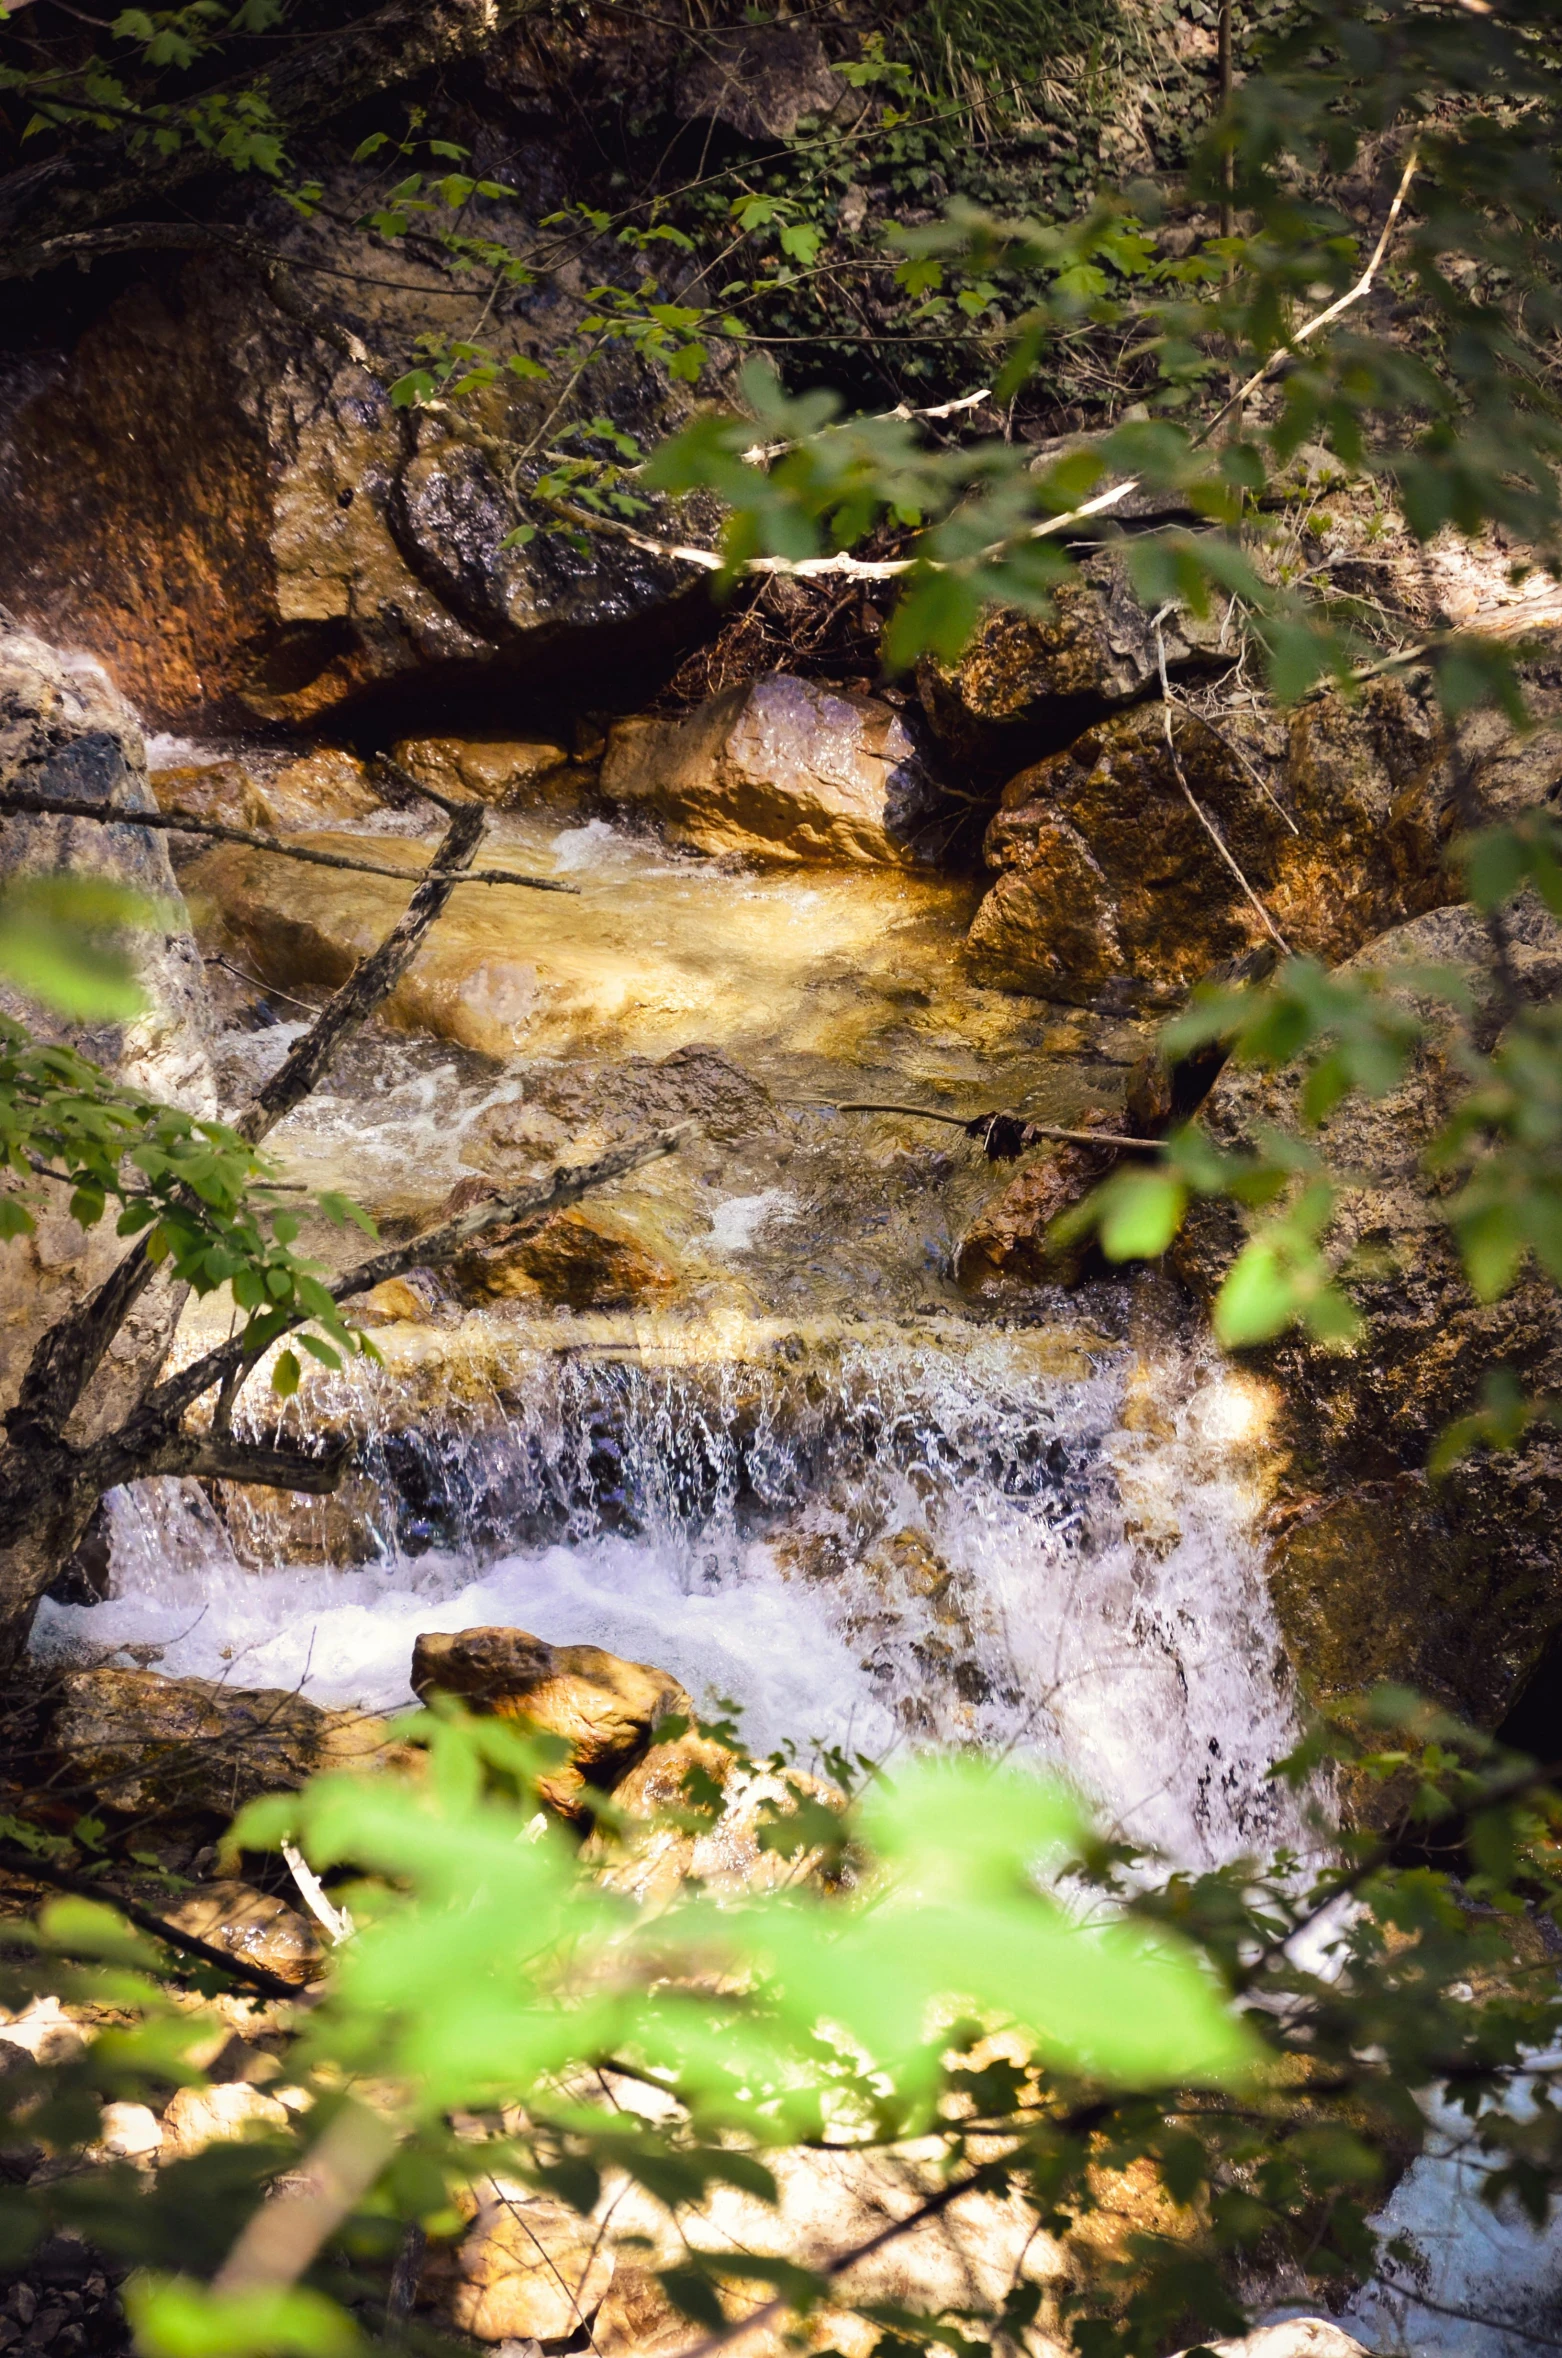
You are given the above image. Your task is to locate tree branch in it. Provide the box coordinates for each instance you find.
[0,1843,301,2003]
[9,797,491,1441]
[0,790,577,895]
[142,1124,689,1434]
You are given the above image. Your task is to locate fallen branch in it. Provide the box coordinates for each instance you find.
[821,1101,1157,1154]
[0,790,577,895]
[0,1842,301,2003]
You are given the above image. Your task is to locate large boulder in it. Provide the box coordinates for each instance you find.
[967,681,1451,1007]
[917,562,1230,773]
[1175,898,1562,1730]
[48,1668,402,1816]
[677,22,846,140]
[0,197,722,730]
[599,674,943,866]
[410,1626,692,1817]
[434,2191,616,2344]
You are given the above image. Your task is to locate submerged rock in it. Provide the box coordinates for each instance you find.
[1176,898,1562,1730]
[968,682,1450,1006]
[152,748,386,848]
[410,1626,691,1817]
[49,1668,401,1816]
[600,673,943,866]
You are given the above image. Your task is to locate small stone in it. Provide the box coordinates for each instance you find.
[8,2285,36,2324]
[97,2102,162,2162]
[159,2080,290,2160]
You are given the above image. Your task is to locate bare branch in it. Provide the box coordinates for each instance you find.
[0,790,577,895]
[0,1843,300,2002]
[1155,619,1289,953]
[143,1124,690,1432]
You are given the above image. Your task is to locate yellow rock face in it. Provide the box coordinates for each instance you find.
[601,673,941,866]
[392,735,582,809]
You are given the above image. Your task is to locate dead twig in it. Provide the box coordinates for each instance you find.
[1154,619,1290,953]
[0,1841,300,2002]
[0,790,577,895]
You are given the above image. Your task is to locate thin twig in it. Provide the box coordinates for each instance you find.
[821,1102,1157,1153]
[1168,696,1300,835]
[1155,621,1289,952]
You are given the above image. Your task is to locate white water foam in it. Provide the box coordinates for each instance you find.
[34,1327,1310,1869]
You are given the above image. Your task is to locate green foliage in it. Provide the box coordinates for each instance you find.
[0,874,167,1022]
[4,1701,1562,2357]
[0,1015,374,1384]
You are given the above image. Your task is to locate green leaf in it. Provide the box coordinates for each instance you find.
[127,2279,363,2358]
[271,1349,302,1397]
[1097,1169,1189,1261]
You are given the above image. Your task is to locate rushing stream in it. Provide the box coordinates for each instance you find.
[26,774,1559,2352]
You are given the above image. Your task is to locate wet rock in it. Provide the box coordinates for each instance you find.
[582,1734,846,1909]
[968,682,1451,1007]
[678,22,846,140]
[164,1881,323,1986]
[1175,898,1562,1729]
[918,562,1230,774]
[159,2079,289,2160]
[600,674,943,866]
[410,1627,691,1818]
[954,1114,1122,1291]
[449,1207,678,1312]
[391,737,585,811]
[0,181,723,728]
[49,1669,402,1816]
[152,749,385,850]
[0,629,216,1441]
[434,2190,614,2344]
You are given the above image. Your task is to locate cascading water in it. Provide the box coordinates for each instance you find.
[36,1317,1305,1871]
[32,789,1539,2355]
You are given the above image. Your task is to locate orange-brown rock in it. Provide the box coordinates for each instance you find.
[0,208,720,728]
[601,673,941,866]
[918,565,1229,771]
[391,736,584,809]
[409,1626,692,1817]
[968,683,1451,1006]
[152,749,384,845]
[954,1120,1121,1291]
